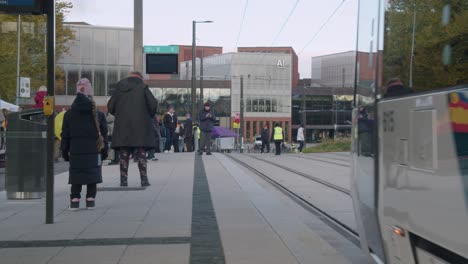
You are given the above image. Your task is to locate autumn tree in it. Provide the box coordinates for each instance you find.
[383,0,468,92]
[0,1,74,103]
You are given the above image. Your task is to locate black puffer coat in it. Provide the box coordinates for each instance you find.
[61,93,108,185]
[108,77,158,149]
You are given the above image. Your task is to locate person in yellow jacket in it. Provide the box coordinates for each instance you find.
[270,122,285,156]
[54,109,66,162]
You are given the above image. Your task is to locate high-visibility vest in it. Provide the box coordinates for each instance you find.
[274,127,283,141]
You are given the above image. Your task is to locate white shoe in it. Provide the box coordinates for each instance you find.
[164,150,169,153]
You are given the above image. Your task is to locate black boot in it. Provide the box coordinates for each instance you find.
[141,176,151,187]
[120,176,128,187]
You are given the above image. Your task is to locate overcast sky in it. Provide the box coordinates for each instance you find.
[66,0,358,78]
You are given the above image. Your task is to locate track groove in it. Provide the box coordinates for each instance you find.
[224,154,360,247]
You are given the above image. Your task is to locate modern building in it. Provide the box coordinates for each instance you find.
[311,51,355,89]
[57,22,134,97]
[181,52,293,142]
[292,79,353,141]
[145,79,232,127]
[238,46,299,88]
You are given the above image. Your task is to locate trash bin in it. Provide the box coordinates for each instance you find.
[5,109,47,199]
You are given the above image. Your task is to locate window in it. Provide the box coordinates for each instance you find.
[246,121,251,141]
[67,70,79,96]
[81,69,92,81]
[253,98,259,112]
[382,2,467,96]
[265,99,271,112]
[246,98,252,112]
[107,69,119,95]
[94,69,106,96]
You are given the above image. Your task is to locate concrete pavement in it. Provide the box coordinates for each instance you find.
[0,152,368,264]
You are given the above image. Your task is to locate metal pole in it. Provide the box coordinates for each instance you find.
[200,49,204,106]
[46,0,56,224]
[16,15,21,106]
[302,84,307,143]
[409,6,416,89]
[240,75,244,153]
[191,21,197,119]
[133,0,143,72]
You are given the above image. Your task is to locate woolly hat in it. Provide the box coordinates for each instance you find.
[204,102,210,107]
[76,78,93,96]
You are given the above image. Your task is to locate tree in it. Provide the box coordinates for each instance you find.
[0,1,75,103]
[383,0,468,92]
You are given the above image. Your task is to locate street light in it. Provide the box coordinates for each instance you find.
[191,20,214,119]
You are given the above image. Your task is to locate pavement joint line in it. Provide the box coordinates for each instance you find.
[0,237,191,248]
[190,154,226,264]
[97,187,147,191]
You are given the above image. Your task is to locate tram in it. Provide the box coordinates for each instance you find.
[351,0,468,263]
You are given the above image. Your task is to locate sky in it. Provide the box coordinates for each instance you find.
[65,0,358,78]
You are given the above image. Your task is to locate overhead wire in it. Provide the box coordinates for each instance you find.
[271,0,300,45]
[235,0,249,48]
[298,0,347,55]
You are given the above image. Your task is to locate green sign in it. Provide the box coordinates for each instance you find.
[144,45,179,54]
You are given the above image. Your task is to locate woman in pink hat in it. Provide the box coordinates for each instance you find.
[61,78,108,210]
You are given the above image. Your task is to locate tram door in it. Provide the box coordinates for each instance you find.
[350,0,385,262]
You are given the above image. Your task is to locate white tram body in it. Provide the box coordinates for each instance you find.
[351,1,468,263]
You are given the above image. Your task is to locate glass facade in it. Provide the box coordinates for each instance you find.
[57,24,133,96]
[149,87,231,117]
[292,95,352,125]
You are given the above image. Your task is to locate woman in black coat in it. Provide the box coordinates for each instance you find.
[62,78,108,210]
[107,72,158,187]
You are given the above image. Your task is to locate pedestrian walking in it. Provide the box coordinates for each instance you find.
[271,122,285,156]
[261,124,270,153]
[147,114,160,161]
[107,71,158,187]
[163,106,178,153]
[175,121,185,152]
[159,119,167,153]
[184,113,194,152]
[296,123,305,154]
[33,86,47,108]
[199,102,216,155]
[61,78,108,210]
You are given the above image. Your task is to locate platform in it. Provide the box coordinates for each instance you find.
[0,153,372,264]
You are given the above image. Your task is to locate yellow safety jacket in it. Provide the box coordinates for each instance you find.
[274,127,284,141]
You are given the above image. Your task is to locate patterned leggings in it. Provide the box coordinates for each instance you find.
[119,147,147,179]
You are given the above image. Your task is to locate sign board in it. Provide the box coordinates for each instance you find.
[0,0,47,14]
[19,77,30,98]
[146,54,178,74]
[144,45,179,54]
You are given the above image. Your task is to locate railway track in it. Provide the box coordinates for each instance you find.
[225,154,359,247]
[290,154,350,167]
[247,154,350,195]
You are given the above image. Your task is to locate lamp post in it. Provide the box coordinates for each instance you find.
[191,20,213,120]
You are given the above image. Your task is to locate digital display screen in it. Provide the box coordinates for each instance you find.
[146,54,179,74]
[0,0,46,14]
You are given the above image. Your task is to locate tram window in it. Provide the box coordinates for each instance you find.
[382,2,468,95]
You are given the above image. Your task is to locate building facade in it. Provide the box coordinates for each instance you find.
[57,23,134,97]
[292,81,353,141]
[181,52,293,142]
[311,51,356,89]
[238,46,299,88]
